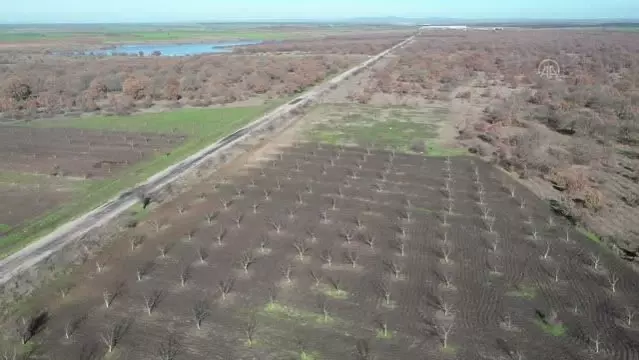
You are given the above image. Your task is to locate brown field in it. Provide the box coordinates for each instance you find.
[5,142,639,359]
[0,126,184,178]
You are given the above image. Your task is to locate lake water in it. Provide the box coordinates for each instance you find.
[92,40,263,56]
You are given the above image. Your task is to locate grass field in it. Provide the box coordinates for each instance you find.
[0,24,406,43]
[0,103,276,257]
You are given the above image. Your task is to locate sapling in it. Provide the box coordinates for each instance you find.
[363,234,376,249]
[269,220,283,234]
[486,216,496,232]
[233,213,244,228]
[625,306,636,326]
[252,203,259,214]
[337,186,344,198]
[491,237,500,252]
[345,251,359,268]
[218,279,234,300]
[220,198,231,210]
[245,316,257,346]
[157,334,180,360]
[176,205,186,215]
[447,201,454,215]
[185,230,195,241]
[263,189,271,201]
[100,322,126,353]
[520,198,526,209]
[442,213,449,227]
[197,247,208,264]
[192,300,209,329]
[502,313,513,330]
[96,260,105,273]
[378,281,392,305]
[309,270,322,287]
[103,289,114,309]
[590,253,601,270]
[293,240,310,261]
[438,322,454,349]
[259,236,270,253]
[331,197,338,210]
[240,252,256,273]
[441,243,453,264]
[356,160,363,169]
[355,216,364,230]
[282,264,293,283]
[509,185,516,198]
[158,244,169,258]
[385,260,403,280]
[179,265,190,287]
[321,250,333,267]
[296,192,304,205]
[143,290,162,315]
[376,316,389,338]
[393,238,406,256]
[215,228,227,246]
[531,227,538,241]
[342,229,354,244]
[542,240,551,260]
[150,219,162,233]
[275,178,282,191]
[554,266,560,283]
[320,210,329,224]
[130,236,142,252]
[321,164,327,175]
[608,272,620,293]
[205,212,218,225]
[442,272,454,289]
[318,297,330,322]
[442,231,449,245]
[286,208,296,219]
[259,168,266,177]
[592,332,602,354]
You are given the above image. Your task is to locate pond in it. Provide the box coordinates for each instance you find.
[90,40,263,56]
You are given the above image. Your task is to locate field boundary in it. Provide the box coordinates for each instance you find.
[0,34,414,286]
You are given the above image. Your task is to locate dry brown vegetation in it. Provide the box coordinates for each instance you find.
[348,30,639,253]
[0,53,362,120]
[234,33,410,55]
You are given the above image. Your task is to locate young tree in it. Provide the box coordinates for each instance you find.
[341,229,354,244]
[179,264,190,287]
[384,260,403,280]
[282,264,293,283]
[192,300,209,330]
[441,243,453,264]
[239,251,256,273]
[215,228,227,246]
[437,321,454,350]
[625,306,636,326]
[245,315,257,346]
[268,219,283,234]
[100,320,129,353]
[157,333,181,360]
[218,279,234,301]
[377,281,392,306]
[345,251,359,268]
[205,212,218,225]
[293,240,310,261]
[143,290,162,316]
[233,213,244,229]
[362,233,376,249]
[608,272,620,293]
[321,249,333,268]
[355,339,373,360]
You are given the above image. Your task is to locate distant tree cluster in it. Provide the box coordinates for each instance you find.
[233,34,408,55]
[0,53,359,119]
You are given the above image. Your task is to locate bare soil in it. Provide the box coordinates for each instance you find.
[0,180,73,230]
[7,142,639,360]
[0,126,185,178]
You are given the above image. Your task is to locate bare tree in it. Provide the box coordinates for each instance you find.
[345,251,359,268]
[176,204,186,215]
[293,240,310,261]
[625,306,636,326]
[157,333,181,360]
[542,240,551,260]
[608,272,620,293]
[252,203,259,214]
[321,249,333,267]
[441,243,453,264]
[590,253,601,270]
[179,264,190,287]
[64,314,86,340]
[320,210,329,224]
[296,192,304,205]
[355,339,373,360]
[362,233,376,249]
[554,266,560,283]
[441,271,454,289]
[258,236,270,253]
[377,281,392,306]
[232,213,244,229]
[354,216,365,230]
[437,322,454,350]
[218,278,234,300]
[309,269,322,287]
[192,299,209,329]
[441,301,455,317]
[239,251,256,273]
[486,216,496,232]
[282,264,293,283]
[96,260,105,274]
[392,238,406,257]
[158,243,170,258]
[341,229,354,244]
[103,289,115,309]
[268,219,283,234]
[197,246,208,264]
[263,189,271,201]
[215,228,227,246]
[330,197,338,210]
[384,260,403,280]
[184,230,196,242]
[286,208,297,219]
[143,290,162,315]
[490,236,500,252]
[591,332,602,354]
[375,314,390,338]
[100,320,129,353]
[129,236,143,252]
[220,198,232,210]
[244,315,257,346]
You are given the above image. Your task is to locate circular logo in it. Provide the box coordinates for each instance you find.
[537,59,561,80]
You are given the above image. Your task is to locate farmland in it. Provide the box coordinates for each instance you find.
[0,104,275,256]
[4,141,639,359]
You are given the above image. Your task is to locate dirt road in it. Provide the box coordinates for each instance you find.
[0,35,415,286]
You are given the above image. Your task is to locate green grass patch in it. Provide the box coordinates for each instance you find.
[577,227,601,244]
[506,284,537,300]
[534,319,566,336]
[299,351,321,360]
[0,103,277,258]
[306,105,465,157]
[0,224,11,233]
[318,287,349,300]
[262,302,335,325]
[376,329,395,339]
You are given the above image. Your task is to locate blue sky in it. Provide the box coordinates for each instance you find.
[2,0,638,23]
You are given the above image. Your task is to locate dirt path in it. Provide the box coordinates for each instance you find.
[0,35,415,287]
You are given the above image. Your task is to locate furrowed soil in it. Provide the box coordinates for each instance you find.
[0,126,185,179]
[9,142,639,360]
